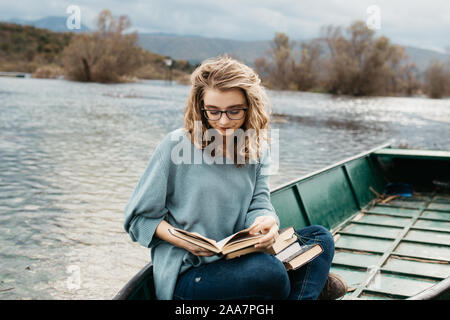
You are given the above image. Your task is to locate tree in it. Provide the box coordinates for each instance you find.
[254,20,420,97]
[291,40,322,91]
[321,21,417,96]
[62,10,142,83]
[424,60,450,98]
[254,32,295,90]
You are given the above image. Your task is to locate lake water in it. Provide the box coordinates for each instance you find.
[0,77,449,299]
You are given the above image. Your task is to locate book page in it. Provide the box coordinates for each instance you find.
[215,233,237,249]
[287,244,323,270]
[217,228,263,249]
[278,227,295,241]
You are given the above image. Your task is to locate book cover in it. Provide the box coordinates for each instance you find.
[275,242,323,271]
[266,227,298,254]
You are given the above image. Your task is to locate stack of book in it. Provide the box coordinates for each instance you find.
[225,227,323,271]
[169,226,323,271]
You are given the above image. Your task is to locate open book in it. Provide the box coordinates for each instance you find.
[168,227,264,255]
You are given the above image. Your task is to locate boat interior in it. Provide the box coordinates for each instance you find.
[271,146,450,299]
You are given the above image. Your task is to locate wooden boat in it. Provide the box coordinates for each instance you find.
[114,143,450,300]
[0,72,27,78]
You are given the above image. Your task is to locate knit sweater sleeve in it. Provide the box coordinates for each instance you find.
[244,149,280,228]
[123,144,170,249]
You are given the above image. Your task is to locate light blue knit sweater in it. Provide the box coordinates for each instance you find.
[124,128,279,300]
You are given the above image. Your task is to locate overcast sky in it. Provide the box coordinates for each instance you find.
[1,0,449,53]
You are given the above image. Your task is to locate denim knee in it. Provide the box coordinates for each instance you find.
[313,225,334,246]
[296,225,335,260]
[247,253,291,299]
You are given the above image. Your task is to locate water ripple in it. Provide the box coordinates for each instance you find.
[0,77,449,299]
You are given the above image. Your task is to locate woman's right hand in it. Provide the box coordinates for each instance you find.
[155,220,215,257]
[177,240,216,257]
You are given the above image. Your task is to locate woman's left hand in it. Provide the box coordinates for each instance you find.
[248,215,279,249]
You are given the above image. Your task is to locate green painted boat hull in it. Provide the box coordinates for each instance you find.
[114,144,450,300]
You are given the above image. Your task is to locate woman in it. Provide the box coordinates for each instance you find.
[124,56,346,300]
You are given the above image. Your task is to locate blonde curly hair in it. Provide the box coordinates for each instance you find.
[183,55,272,166]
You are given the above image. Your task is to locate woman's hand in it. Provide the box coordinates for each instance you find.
[178,240,216,257]
[155,220,215,257]
[248,215,279,249]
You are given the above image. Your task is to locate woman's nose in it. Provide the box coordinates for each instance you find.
[219,113,231,125]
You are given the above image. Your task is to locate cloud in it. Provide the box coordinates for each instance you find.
[0,0,449,51]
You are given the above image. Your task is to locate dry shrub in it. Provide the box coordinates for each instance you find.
[255,20,421,97]
[254,32,296,90]
[424,60,450,98]
[321,21,417,96]
[62,10,142,83]
[32,64,64,78]
[293,40,322,91]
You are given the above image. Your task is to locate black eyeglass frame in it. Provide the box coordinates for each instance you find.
[201,108,248,121]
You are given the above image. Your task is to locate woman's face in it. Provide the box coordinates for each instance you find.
[202,88,247,136]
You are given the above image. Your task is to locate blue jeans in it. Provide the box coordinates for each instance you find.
[173,225,335,300]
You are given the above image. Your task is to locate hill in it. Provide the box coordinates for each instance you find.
[0,22,73,72]
[137,33,270,66]
[4,16,449,76]
[7,16,90,33]
[137,33,450,73]
[0,22,192,83]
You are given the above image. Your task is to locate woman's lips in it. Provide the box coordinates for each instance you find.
[216,127,233,135]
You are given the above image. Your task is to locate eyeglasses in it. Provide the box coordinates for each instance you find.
[201,108,248,121]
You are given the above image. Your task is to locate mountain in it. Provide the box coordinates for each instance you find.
[6,16,90,33]
[137,33,271,66]
[4,16,449,72]
[137,33,450,73]
[400,46,450,72]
